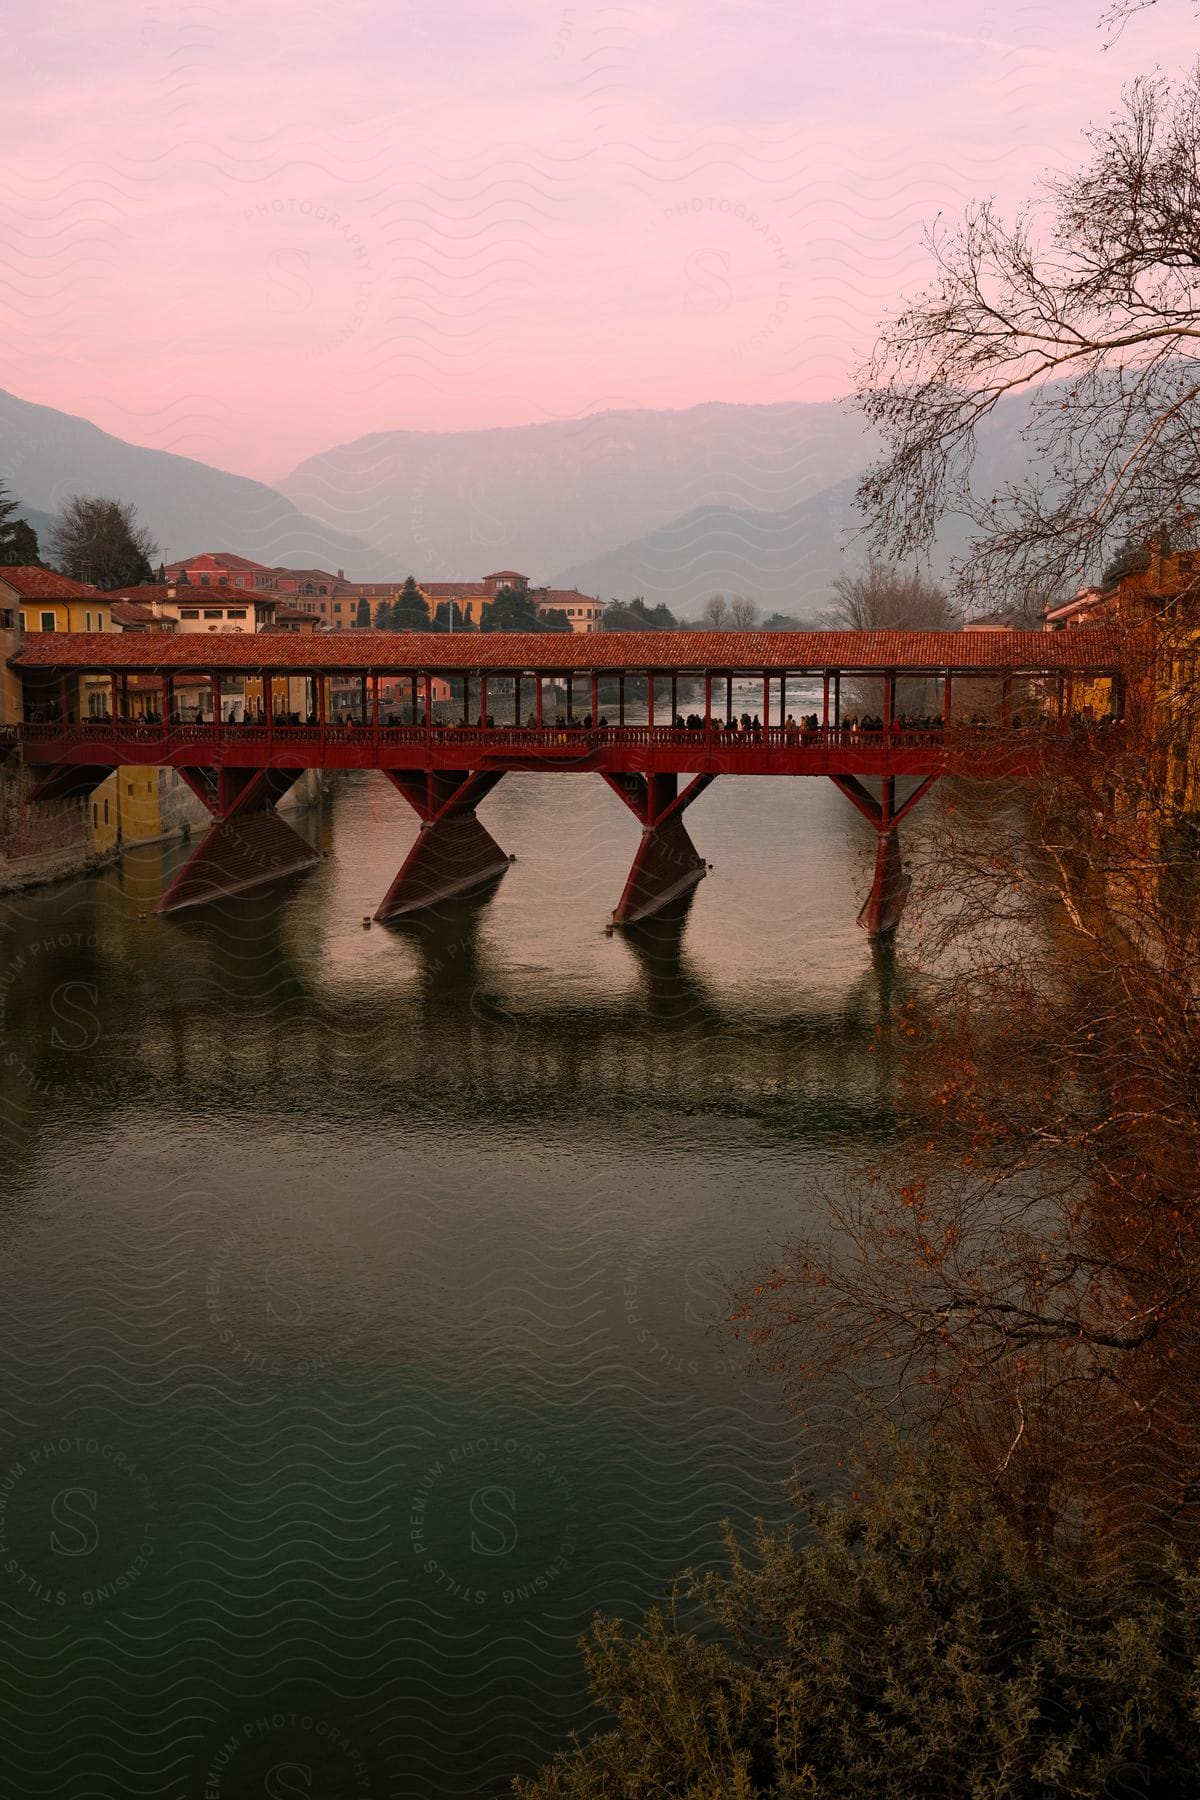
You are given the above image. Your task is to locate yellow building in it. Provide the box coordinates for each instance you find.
[0,566,112,721]
[89,768,159,852]
[0,565,109,633]
[1046,542,1200,813]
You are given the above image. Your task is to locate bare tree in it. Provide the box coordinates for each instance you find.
[49,495,156,590]
[699,593,730,629]
[857,68,1200,609]
[824,558,956,631]
[736,598,1200,1550]
[727,593,759,629]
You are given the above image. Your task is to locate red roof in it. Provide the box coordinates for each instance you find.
[1045,589,1113,625]
[109,583,176,605]
[171,551,270,573]
[0,565,100,600]
[110,601,177,630]
[7,627,1125,674]
[484,571,528,581]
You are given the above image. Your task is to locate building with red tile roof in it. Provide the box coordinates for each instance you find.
[0,566,100,601]
[110,602,178,633]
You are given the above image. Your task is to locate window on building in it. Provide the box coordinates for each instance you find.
[318,586,327,595]
[40,611,55,631]
[334,602,343,612]
[226,609,246,619]
[85,610,92,630]
[18,612,25,631]
[203,609,222,619]
[199,575,210,586]
[96,614,104,630]
[92,804,98,826]
[104,799,109,824]
[128,782,133,797]
[181,609,199,619]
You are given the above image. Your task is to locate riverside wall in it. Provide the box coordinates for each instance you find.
[0,753,330,895]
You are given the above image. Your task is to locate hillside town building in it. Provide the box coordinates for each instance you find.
[160,554,606,632]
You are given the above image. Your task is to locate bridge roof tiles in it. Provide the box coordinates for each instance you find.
[9,626,1123,675]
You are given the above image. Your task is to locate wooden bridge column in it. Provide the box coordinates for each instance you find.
[155,764,318,915]
[375,768,511,921]
[829,772,939,939]
[601,771,714,925]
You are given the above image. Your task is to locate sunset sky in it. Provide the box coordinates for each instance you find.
[3,0,1190,480]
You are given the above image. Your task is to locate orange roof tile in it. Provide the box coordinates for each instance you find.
[110,601,177,629]
[8,627,1125,674]
[0,565,100,600]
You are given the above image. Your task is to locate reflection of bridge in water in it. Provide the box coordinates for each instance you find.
[3,869,910,1163]
[12,628,1123,936]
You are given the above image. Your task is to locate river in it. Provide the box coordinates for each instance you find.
[0,747,908,1797]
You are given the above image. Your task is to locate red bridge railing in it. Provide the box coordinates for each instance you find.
[19,717,1120,755]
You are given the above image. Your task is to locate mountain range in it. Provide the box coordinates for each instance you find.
[0,388,1032,615]
[0,389,377,577]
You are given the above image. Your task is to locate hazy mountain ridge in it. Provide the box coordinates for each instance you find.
[0,388,1039,613]
[277,402,876,581]
[551,480,867,615]
[551,393,1044,614]
[0,389,382,575]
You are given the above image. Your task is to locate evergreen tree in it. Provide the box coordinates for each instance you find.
[626,596,678,630]
[374,597,396,630]
[433,599,475,632]
[0,479,42,566]
[4,518,40,565]
[355,597,372,628]
[481,585,542,632]
[392,577,430,631]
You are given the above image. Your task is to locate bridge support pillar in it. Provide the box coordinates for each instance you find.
[155,765,319,914]
[830,774,937,939]
[375,769,510,921]
[602,772,713,925]
[858,828,910,937]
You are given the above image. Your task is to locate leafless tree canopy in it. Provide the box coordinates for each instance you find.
[857,67,1200,610]
[736,613,1200,1551]
[823,558,956,631]
[49,494,157,590]
[700,592,759,629]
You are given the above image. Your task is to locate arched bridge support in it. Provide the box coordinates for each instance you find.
[830,774,938,937]
[603,772,713,925]
[375,769,511,921]
[156,764,320,914]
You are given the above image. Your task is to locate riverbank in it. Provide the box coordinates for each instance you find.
[0,761,330,896]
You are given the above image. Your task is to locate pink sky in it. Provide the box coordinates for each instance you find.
[1,0,1191,481]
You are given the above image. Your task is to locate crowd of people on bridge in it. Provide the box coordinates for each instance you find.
[26,698,1123,736]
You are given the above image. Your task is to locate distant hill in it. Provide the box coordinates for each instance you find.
[549,480,863,617]
[552,397,1038,615]
[277,401,875,578]
[550,479,977,618]
[0,389,382,575]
